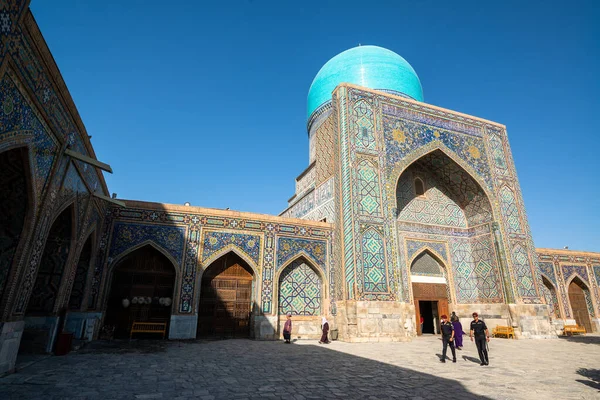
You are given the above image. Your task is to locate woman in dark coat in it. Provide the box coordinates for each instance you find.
[451,312,464,349]
[319,317,330,344]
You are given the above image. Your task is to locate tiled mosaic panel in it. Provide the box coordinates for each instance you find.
[360,229,388,293]
[562,265,590,285]
[406,240,447,264]
[202,231,260,265]
[382,114,493,190]
[397,166,466,227]
[276,237,327,272]
[357,160,382,216]
[278,259,321,315]
[353,99,376,151]
[594,266,600,287]
[538,262,557,286]
[411,252,443,277]
[0,72,58,197]
[487,128,509,177]
[450,236,502,303]
[512,244,537,298]
[500,186,522,233]
[108,222,186,265]
[315,114,335,185]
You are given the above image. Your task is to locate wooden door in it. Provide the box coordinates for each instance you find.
[198,263,253,338]
[569,281,592,333]
[413,283,449,335]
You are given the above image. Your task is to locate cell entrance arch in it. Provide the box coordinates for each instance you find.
[540,276,560,319]
[568,278,593,333]
[104,245,176,339]
[197,252,254,338]
[410,251,449,336]
[68,233,94,310]
[0,147,32,303]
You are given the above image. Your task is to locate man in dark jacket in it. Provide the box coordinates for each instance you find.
[470,312,490,365]
[440,314,456,363]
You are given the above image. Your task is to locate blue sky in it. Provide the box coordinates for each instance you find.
[30,0,599,252]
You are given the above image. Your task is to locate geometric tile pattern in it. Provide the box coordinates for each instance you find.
[276,237,327,273]
[108,222,187,265]
[357,160,381,216]
[562,265,590,286]
[353,100,376,151]
[360,229,387,293]
[500,186,522,233]
[278,259,321,316]
[406,240,448,265]
[410,252,444,277]
[540,276,561,318]
[595,266,600,288]
[512,244,537,298]
[202,231,261,265]
[488,129,509,177]
[538,262,557,286]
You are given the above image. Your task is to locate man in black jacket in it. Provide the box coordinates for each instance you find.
[470,312,490,366]
[440,314,456,363]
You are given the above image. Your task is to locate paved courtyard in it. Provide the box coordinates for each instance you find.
[1,335,599,400]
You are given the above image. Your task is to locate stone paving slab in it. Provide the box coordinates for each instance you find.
[1,335,599,399]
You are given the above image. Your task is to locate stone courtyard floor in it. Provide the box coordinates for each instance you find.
[1,335,599,400]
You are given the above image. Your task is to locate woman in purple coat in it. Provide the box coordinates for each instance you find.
[451,312,464,349]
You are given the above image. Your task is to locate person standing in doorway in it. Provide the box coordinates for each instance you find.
[420,315,424,334]
[440,315,456,363]
[470,312,490,365]
[451,312,464,350]
[283,312,292,344]
[319,317,330,344]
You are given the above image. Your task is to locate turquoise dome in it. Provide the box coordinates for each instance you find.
[307,45,423,120]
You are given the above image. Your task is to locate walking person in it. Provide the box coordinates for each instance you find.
[440,315,456,363]
[419,315,424,335]
[469,312,490,365]
[283,312,292,344]
[451,312,464,350]
[319,317,330,344]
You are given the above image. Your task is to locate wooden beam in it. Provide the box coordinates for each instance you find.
[65,149,113,173]
[93,193,126,207]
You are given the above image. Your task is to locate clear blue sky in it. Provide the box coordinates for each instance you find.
[30,0,599,252]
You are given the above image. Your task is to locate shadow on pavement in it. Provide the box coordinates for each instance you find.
[462,355,481,364]
[1,339,493,399]
[577,368,600,391]
[558,335,600,346]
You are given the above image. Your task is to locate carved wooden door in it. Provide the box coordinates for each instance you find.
[569,281,592,333]
[198,263,253,338]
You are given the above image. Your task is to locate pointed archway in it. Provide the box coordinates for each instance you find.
[68,232,94,311]
[104,244,176,339]
[541,276,560,319]
[197,252,255,338]
[568,277,593,333]
[0,147,33,305]
[277,257,324,339]
[26,205,75,315]
[410,250,450,336]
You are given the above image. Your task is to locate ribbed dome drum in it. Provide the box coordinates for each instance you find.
[307,45,423,121]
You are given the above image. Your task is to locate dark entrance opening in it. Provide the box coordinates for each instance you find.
[197,252,253,339]
[0,147,31,302]
[104,245,176,339]
[419,300,438,334]
[26,206,74,315]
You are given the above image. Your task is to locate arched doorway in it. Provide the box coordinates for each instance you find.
[68,233,94,310]
[568,278,593,333]
[0,147,32,303]
[104,245,176,339]
[197,252,254,338]
[277,257,323,339]
[26,205,74,315]
[411,251,449,335]
[541,276,560,319]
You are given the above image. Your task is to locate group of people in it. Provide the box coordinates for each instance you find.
[282,313,330,344]
[282,311,490,367]
[440,311,490,366]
